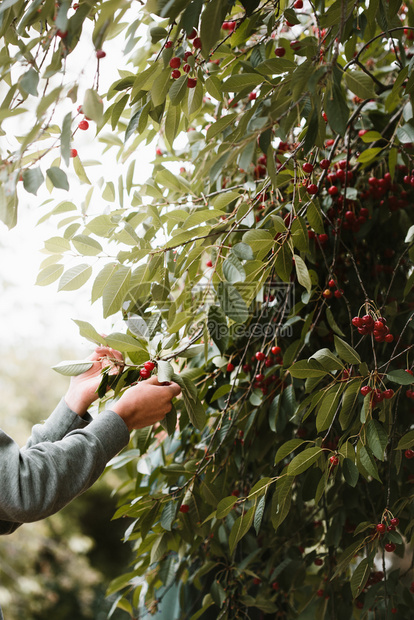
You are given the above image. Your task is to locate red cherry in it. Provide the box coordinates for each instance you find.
[352,317,363,327]
[140,368,151,379]
[187,28,198,39]
[255,351,266,361]
[290,40,301,51]
[376,523,386,533]
[275,46,286,57]
[271,346,281,355]
[187,78,197,88]
[390,517,399,526]
[78,120,89,130]
[314,558,323,566]
[242,364,251,373]
[360,386,371,396]
[253,577,261,585]
[405,449,414,459]
[329,455,339,466]
[328,279,335,288]
[56,29,68,38]
[171,69,181,79]
[272,581,279,590]
[179,504,190,513]
[383,389,394,399]
[193,37,202,49]
[169,57,181,69]
[255,373,265,382]
[318,233,328,244]
[385,334,394,343]
[144,361,156,371]
[316,589,324,597]
[385,543,396,552]
[307,183,318,195]
[227,362,235,372]
[328,185,338,196]
[165,41,173,48]
[334,289,343,298]
[70,148,78,157]
[323,289,332,298]
[184,51,193,60]
[406,369,414,376]
[248,92,257,100]
[206,259,213,267]
[303,162,314,173]
[294,0,303,7]
[320,158,330,169]
[96,49,106,59]
[358,129,368,136]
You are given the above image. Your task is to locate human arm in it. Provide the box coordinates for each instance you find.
[0,374,181,534]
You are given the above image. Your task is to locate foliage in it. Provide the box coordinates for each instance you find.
[2,0,414,618]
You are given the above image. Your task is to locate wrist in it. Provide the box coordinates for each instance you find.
[64,390,91,417]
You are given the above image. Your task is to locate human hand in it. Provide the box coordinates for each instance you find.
[64,346,124,416]
[111,375,182,431]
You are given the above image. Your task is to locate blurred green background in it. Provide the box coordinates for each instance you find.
[0,344,133,619]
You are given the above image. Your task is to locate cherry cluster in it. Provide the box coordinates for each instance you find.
[360,385,394,403]
[351,315,394,343]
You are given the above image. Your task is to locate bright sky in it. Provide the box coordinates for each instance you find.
[0,13,155,353]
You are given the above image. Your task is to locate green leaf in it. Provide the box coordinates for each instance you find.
[73,155,91,184]
[334,336,361,364]
[160,501,176,531]
[159,404,177,436]
[396,430,414,450]
[35,264,64,286]
[386,369,414,385]
[229,506,255,554]
[199,0,227,59]
[274,439,307,465]
[232,242,254,261]
[357,147,383,164]
[350,558,370,599]
[326,306,346,337]
[307,201,325,234]
[287,446,323,476]
[357,444,381,482]
[294,255,312,293]
[325,82,349,137]
[169,74,189,106]
[289,359,328,379]
[61,112,72,166]
[105,332,146,352]
[223,73,264,92]
[157,360,174,383]
[72,234,103,256]
[22,167,44,195]
[83,88,104,125]
[205,75,223,101]
[19,67,39,96]
[58,264,92,291]
[217,282,249,324]
[207,305,229,354]
[342,458,359,487]
[344,70,376,100]
[366,419,388,461]
[316,385,342,432]
[254,494,266,535]
[102,266,131,318]
[223,253,246,283]
[73,319,105,345]
[52,360,94,376]
[46,166,69,191]
[216,496,238,518]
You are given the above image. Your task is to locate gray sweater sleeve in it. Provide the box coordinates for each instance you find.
[0,399,130,535]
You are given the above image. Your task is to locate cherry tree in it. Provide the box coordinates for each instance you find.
[2,0,414,617]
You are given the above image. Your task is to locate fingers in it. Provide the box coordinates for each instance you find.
[144,375,182,396]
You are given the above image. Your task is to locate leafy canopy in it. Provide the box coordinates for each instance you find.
[2,0,414,618]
